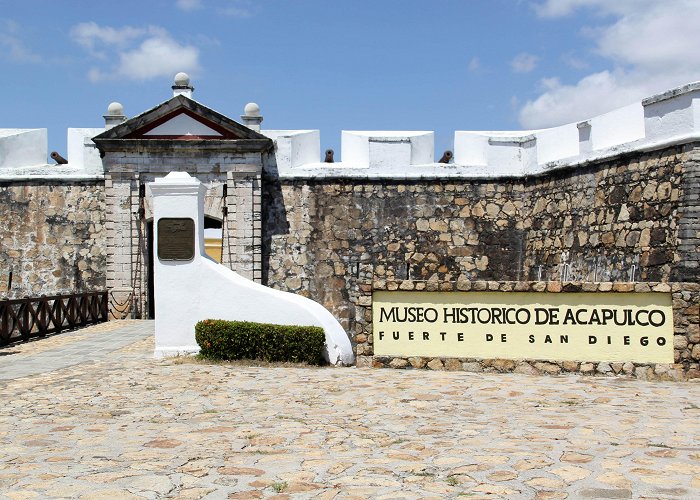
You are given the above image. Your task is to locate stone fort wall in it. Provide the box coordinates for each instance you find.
[0,181,106,298]
[2,142,699,377]
[263,144,700,377]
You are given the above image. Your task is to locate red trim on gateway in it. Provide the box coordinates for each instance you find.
[140,135,224,140]
[125,108,242,139]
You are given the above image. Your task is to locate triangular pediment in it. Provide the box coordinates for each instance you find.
[141,112,224,138]
[93,95,269,141]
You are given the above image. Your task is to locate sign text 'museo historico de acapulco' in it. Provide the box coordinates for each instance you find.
[372,291,674,363]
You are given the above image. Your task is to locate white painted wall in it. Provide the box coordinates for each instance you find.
[453,132,489,166]
[644,83,700,141]
[488,135,537,175]
[590,102,644,150]
[150,171,354,365]
[0,129,48,169]
[262,130,320,170]
[341,131,434,167]
[267,81,700,178]
[5,80,700,180]
[67,128,105,174]
[535,124,579,165]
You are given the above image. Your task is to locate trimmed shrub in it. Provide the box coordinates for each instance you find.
[195,319,326,365]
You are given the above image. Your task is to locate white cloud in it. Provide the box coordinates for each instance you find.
[533,0,643,19]
[176,0,203,11]
[218,0,254,18]
[116,36,200,81]
[520,0,700,128]
[71,22,200,82]
[521,71,644,127]
[510,95,519,110]
[0,20,42,63]
[468,57,480,72]
[70,22,146,60]
[561,52,588,70]
[511,53,539,73]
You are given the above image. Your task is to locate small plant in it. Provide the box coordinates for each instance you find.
[195,319,326,365]
[446,476,460,486]
[272,481,287,493]
[277,415,306,423]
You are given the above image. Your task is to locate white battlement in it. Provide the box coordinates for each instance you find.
[341,131,434,168]
[66,128,105,175]
[0,127,105,180]
[2,80,700,180]
[263,81,700,179]
[643,82,700,141]
[263,130,320,169]
[0,129,48,170]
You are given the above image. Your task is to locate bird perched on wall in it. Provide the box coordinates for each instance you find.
[438,150,453,164]
[324,149,335,163]
[51,152,68,165]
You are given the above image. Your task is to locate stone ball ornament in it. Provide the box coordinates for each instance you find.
[107,102,124,116]
[244,102,261,117]
[174,72,190,86]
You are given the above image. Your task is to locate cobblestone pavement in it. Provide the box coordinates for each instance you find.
[0,321,154,380]
[1,321,700,499]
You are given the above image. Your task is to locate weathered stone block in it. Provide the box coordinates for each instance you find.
[561,361,580,372]
[596,362,613,374]
[389,358,408,369]
[355,356,373,368]
[426,358,444,370]
[444,358,462,371]
[534,362,561,375]
[514,362,539,375]
[490,359,516,371]
[408,357,428,369]
[462,361,483,372]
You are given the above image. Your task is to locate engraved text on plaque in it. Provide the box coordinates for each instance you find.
[158,218,195,260]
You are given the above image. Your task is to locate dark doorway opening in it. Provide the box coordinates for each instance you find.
[204,216,222,229]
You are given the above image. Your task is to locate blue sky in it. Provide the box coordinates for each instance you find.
[2,0,699,158]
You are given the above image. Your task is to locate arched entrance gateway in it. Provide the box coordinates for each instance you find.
[93,75,272,320]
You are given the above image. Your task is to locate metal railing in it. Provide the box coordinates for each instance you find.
[0,291,108,346]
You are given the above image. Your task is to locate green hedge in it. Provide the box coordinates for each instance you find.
[195,319,326,365]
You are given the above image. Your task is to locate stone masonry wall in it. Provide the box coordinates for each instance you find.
[263,144,700,373]
[0,181,106,299]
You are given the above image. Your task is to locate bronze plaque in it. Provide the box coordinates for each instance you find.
[158,218,195,261]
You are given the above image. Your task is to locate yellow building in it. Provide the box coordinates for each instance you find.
[204,228,222,263]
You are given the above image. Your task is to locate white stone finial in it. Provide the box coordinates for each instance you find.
[172,72,194,98]
[244,102,260,117]
[104,102,126,129]
[241,102,263,132]
[107,102,124,116]
[174,72,190,86]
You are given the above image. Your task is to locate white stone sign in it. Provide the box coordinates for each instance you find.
[150,171,354,365]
